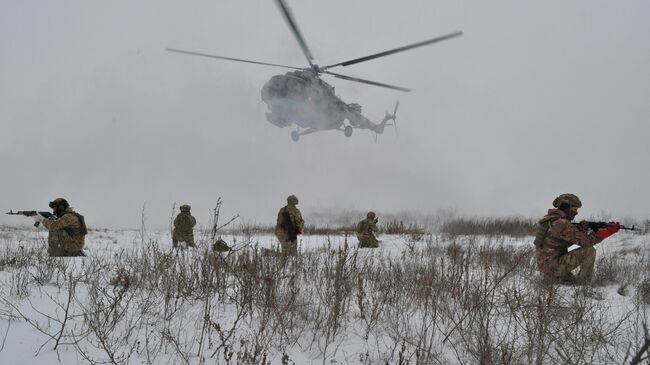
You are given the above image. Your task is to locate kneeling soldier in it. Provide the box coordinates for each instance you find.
[535,193,619,285]
[357,211,379,248]
[32,198,87,257]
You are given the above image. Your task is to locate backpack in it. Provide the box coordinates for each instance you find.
[533,216,559,248]
[63,212,88,236]
[357,220,367,234]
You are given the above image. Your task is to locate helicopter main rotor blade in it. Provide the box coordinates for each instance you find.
[322,31,463,70]
[166,48,303,70]
[324,71,411,92]
[274,0,315,68]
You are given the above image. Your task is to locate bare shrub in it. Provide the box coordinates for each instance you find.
[441,217,536,236]
[0,222,648,364]
[638,279,650,305]
[382,219,426,235]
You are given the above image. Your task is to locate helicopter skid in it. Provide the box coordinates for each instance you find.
[290,127,319,142]
[290,125,353,142]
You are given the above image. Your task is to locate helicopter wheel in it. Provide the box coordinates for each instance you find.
[344,125,353,138]
[291,130,300,142]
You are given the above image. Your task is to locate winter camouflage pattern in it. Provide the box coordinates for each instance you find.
[173,211,196,247]
[357,217,379,248]
[41,208,86,257]
[535,208,602,283]
[274,203,304,255]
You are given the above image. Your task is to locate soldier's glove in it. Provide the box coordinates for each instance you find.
[32,213,45,223]
[374,218,378,224]
[597,222,620,239]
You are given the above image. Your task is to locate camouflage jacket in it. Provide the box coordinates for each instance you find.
[41,208,86,255]
[357,218,378,238]
[535,209,602,274]
[173,212,196,235]
[275,205,304,234]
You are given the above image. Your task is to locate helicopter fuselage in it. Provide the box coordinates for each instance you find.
[261,70,370,133]
[168,0,461,141]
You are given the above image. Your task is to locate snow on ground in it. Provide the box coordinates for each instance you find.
[0,225,648,364]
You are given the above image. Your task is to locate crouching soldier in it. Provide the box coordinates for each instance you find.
[32,198,87,257]
[274,195,304,255]
[212,238,231,252]
[357,211,379,248]
[534,193,620,285]
[173,204,197,248]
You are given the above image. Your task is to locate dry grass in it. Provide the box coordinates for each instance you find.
[440,217,537,237]
[0,218,648,364]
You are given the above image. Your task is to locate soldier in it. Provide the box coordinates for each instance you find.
[173,204,197,248]
[32,198,87,257]
[357,211,379,248]
[274,195,304,255]
[212,238,231,252]
[534,193,620,285]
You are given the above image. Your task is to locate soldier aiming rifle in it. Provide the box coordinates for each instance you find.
[534,193,623,285]
[7,198,87,257]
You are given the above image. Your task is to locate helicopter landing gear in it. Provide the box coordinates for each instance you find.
[344,125,353,138]
[291,130,300,142]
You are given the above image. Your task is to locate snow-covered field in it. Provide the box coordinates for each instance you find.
[0,225,648,364]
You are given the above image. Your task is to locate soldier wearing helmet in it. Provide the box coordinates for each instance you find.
[274,195,304,255]
[173,204,197,248]
[534,193,620,284]
[356,211,379,248]
[31,198,87,257]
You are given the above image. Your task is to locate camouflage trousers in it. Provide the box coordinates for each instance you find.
[173,232,195,248]
[549,246,596,284]
[274,228,297,255]
[357,234,378,248]
[48,243,84,257]
[280,241,297,255]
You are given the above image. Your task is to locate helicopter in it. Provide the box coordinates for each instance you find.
[167,0,462,142]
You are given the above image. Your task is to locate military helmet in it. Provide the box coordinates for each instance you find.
[287,195,299,205]
[367,211,376,219]
[180,204,191,212]
[49,198,69,210]
[552,193,582,208]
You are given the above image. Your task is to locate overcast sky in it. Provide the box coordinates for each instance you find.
[1,0,648,229]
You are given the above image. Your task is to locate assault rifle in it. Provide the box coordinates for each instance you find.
[574,220,641,232]
[6,210,55,227]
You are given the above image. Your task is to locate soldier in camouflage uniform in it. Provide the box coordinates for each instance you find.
[32,198,87,257]
[274,195,304,255]
[535,193,620,285]
[357,211,379,248]
[173,205,197,248]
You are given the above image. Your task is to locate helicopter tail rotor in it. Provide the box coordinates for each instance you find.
[378,100,400,137]
[390,101,399,136]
